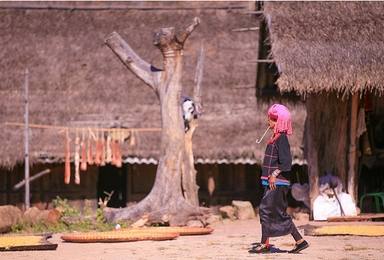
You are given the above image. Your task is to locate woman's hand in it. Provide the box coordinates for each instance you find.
[269,175,276,190]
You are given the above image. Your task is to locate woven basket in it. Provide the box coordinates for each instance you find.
[60,230,179,243]
[114,226,214,236]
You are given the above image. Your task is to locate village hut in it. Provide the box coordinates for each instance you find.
[258,1,384,216]
[0,1,306,211]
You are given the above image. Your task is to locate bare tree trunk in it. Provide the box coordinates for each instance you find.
[102,17,210,226]
[182,118,199,206]
[181,40,204,206]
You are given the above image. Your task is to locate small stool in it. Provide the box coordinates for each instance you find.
[359,192,384,213]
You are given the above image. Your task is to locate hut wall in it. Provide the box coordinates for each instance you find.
[0,162,276,210]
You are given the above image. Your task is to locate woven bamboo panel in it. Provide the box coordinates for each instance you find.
[60,231,179,243]
[114,226,214,236]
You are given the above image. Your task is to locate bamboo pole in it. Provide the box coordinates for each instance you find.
[24,68,30,210]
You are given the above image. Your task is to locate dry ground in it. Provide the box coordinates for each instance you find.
[2,218,384,260]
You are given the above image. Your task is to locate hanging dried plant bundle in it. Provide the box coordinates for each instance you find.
[74,135,80,185]
[87,132,94,165]
[100,132,106,166]
[80,131,87,171]
[94,132,101,166]
[115,137,122,168]
[111,139,116,165]
[106,135,112,163]
[64,131,71,184]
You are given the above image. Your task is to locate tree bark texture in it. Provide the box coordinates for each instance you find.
[103,17,210,226]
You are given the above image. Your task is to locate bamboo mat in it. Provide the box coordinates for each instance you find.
[301,224,384,237]
[0,234,58,251]
[61,230,180,243]
[113,226,214,236]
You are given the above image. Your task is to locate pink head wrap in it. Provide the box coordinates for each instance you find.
[268,104,293,135]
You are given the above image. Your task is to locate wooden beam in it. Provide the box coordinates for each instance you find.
[0,3,248,11]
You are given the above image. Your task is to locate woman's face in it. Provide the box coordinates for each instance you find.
[268,116,277,129]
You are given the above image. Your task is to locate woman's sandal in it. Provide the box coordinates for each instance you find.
[248,244,271,254]
[288,240,309,254]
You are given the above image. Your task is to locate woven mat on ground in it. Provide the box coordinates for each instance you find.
[0,234,58,251]
[113,226,214,236]
[300,224,384,237]
[61,230,179,243]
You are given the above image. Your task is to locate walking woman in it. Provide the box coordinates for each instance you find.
[249,104,309,254]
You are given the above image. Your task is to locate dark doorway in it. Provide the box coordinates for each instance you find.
[97,164,127,208]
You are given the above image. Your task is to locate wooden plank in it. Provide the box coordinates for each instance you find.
[327,213,384,222]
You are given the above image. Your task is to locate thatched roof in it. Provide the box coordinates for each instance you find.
[263,1,384,96]
[0,1,306,168]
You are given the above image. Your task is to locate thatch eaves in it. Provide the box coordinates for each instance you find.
[0,1,306,168]
[263,1,384,97]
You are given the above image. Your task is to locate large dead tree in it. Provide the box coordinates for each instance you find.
[102,17,210,226]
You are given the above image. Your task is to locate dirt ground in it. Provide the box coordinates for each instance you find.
[2,217,384,260]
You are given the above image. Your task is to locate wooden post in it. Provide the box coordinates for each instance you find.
[305,95,319,220]
[347,93,359,205]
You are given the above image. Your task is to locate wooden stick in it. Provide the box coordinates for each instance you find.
[231,27,259,32]
[247,59,274,63]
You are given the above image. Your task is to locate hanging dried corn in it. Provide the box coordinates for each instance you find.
[80,130,87,171]
[74,132,80,185]
[64,130,71,184]
[100,131,106,166]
